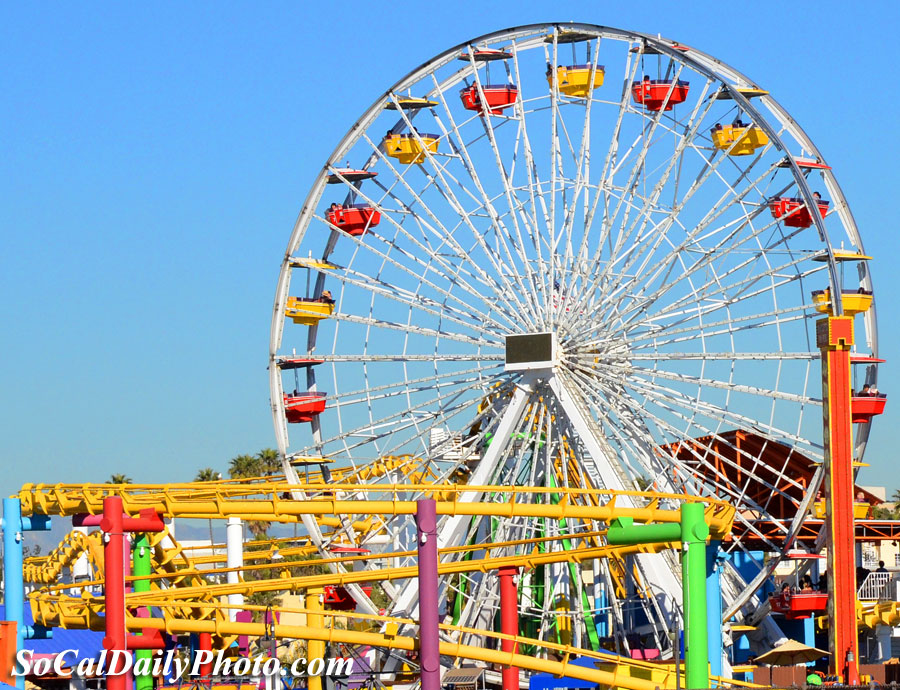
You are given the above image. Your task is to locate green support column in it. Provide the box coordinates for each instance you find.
[606,503,710,689]
[133,534,153,690]
[681,503,710,690]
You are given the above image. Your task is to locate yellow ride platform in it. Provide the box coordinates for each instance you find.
[285,298,335,326]
[384,133,439,164]
[548,65,604,97]
[711,125,769,155]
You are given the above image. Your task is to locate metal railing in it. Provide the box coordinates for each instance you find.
[858,571,894,601]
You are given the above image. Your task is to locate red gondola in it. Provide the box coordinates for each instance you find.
[460,84,518,114]
[769,197,829,228]
[326,204,381,236]
[283,392,326,423]
[631,78,689,111]
[851,395,887,424]
[323,584,374,611]
[768,591,828,619]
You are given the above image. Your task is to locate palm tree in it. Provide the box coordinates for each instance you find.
[194,467,222,547]
[228,454,261,480]
[891,489,900,506]
[228,454,268,537]
[256,448,281,476]
[108,473,132,484]
[195,467,220,482]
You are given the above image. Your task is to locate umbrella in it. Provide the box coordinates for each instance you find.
[754,639,829,666]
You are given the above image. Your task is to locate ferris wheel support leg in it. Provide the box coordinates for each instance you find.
[548,374,683,623]
[416,499,441,690]
[818,316,859,684]
[386,377,535,625]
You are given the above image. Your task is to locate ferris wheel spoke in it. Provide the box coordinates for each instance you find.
[354,136,527,327]
[428,73,544,327]
[294,382,488,460]
[623,363,819,405]
[578,84,722,313]
[572,364,812,509]
[327,366,500,408]
[592,249,824,346]
[508,43,553,307]
[616,369,821,453]
[315,259,507,340]
[600,64,689,263]
[591,177,788,326]
[381,103,540,328]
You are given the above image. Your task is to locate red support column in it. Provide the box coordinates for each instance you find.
[198,632,213,677]
[498,566,519,690]
[818,316,859,685]
[102,497,129,690]
[100,496,165,690]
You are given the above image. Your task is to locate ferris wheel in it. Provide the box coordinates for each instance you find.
[268,24,879,655]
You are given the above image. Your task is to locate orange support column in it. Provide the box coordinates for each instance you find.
[0,621,16,686]
[818,316,859,684]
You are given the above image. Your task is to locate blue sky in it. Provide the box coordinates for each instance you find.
[2,1,898,498]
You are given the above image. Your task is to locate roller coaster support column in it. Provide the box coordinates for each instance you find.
[133,534,153,690]
[607,503,709,689]
[101,496,165,690]
[306,588,325,690]
[416,498,440,690]
[2,497,52,690]
[499,566,519,690]
[818,316,859,685]
[706,546,724,677]
[226,517,244,621]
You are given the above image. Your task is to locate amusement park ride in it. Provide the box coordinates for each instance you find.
[1,22,890,690]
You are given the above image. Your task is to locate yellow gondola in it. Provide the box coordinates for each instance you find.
[548,64,604,97]
[811,288,873,316]
[384,133,439,164]
[711,124,769,155]
[285,297,335,326]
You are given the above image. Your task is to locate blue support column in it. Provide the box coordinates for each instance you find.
[2,498,52,690]
[706,540,724,678]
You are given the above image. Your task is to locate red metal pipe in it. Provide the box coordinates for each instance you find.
[101,497,165,690]
[499,566,519,690]
[102,496,129,690]
[198,632,213,677]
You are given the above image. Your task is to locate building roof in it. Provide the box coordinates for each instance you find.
[0,605,103,660]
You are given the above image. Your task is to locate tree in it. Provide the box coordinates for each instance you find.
[108,473,132,484]
[228,454,268,537]
[228,454,261,479]
[194,467,222,546]
[257,448,281,476]
[194,467,220,482]
[891,489,900,506]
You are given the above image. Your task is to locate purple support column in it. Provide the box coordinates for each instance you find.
[415,499,440,690]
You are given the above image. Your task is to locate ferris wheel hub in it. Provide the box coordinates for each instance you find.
[504,332,557,372]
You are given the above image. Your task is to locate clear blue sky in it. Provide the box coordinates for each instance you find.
[2,1,898,498]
